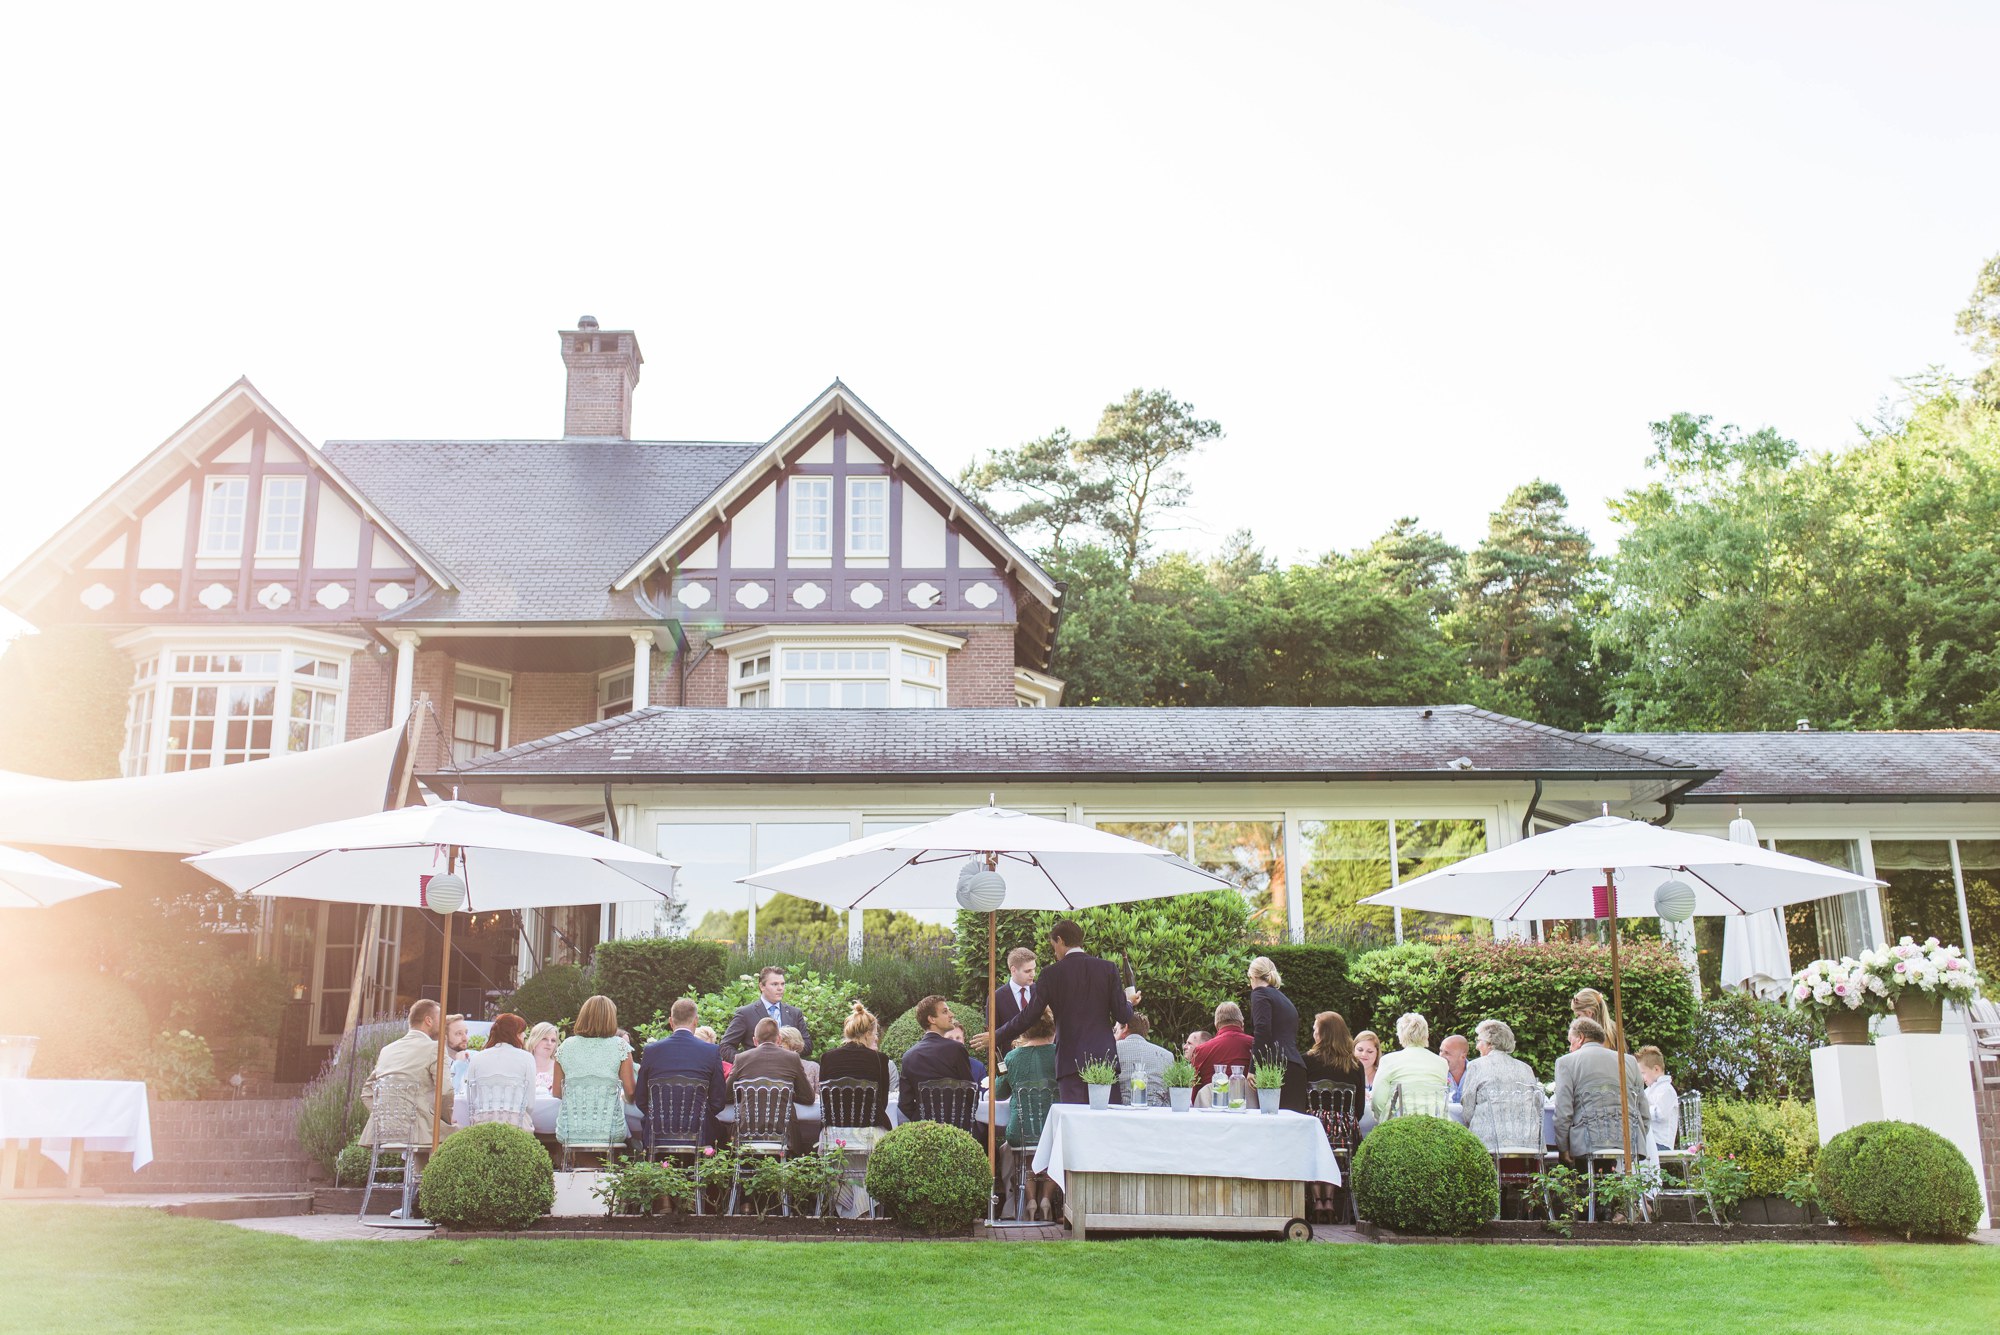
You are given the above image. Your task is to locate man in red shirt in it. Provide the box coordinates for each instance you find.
[1190,1001,1255,1097]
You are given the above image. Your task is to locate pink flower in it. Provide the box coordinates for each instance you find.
[1895,962,1908,973]
[834,1138,847,1149]
[1833,984,1847,996]
[702,1146,716,1157]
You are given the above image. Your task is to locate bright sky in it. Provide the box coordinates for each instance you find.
[2,2,1995,613]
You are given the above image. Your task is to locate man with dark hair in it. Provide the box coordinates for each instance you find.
[990,946,1039,1031]
[1115,1012,1174,1106]
[634,997,730,1146]
[898,995,974,1125]
[719,965,811,1062]
[979,919,1138,1104]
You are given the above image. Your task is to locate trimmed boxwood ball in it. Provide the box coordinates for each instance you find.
[417,1123,554,1231]
[1813,1119,1982,1240]
[865,1120,991,1234]
[1352,1115,1499,1235]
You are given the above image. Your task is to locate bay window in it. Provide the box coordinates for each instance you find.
[119,635,355,776]
[716,626,956,710]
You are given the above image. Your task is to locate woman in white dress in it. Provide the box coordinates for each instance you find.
[457,1013,539,1129]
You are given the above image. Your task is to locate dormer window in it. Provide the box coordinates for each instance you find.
[847,477,888,557]
[258,477,307,558]
[199,477,249,557]
[717,626,956,709]
[790,477,832,557]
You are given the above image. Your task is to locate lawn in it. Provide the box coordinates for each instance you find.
[3,1206,1997,1335]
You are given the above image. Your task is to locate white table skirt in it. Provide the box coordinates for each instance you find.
[0,1077,153,1171]
[1031,1105,1340,1192]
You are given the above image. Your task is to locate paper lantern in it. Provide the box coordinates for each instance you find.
[424,872,466,916]
[1653,879,1696,923]
[956,867,1007,913]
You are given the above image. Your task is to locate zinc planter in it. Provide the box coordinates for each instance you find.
[1169,1087,1192,1111]
[1823,1009,1870,1045]
[1893,991,1944,1034]
[1257,1088,1282,1115]
[1087,1083,1112,1111]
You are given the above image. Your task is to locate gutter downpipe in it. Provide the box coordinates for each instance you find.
[1519,778,1543,841]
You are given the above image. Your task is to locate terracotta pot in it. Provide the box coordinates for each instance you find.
[1893,990,1943,1034]
[1822,1008,1870,1046]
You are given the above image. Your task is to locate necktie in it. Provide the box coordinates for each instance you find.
[768,1003,779,1023]
[1018,986,1028,1010]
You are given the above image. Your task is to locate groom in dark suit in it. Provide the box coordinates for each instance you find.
[718,966,811,1063]
[982,920,1137,1104]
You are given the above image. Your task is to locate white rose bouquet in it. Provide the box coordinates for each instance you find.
[1789,957,1882,1013]
[1860,936,1981,999]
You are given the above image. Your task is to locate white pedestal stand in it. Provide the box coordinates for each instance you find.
[1875,1034,1991,1229]
[1808,1045,1882,1145]
[552,1170,604,1217]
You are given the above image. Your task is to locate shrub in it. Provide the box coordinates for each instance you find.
[864,1120,990,1233]
[1700,1100,1818,1197]
[1259,944,1355,1049]
[1680,992,1821,1101]
[1814,1120,1983,1239]
[693,967,858,1053]
[1352,1115,1499,1235]
[131,1029,215,1101]
[417,1123,555,1231]
[880,1008,924,1061]
[496,963,592,1029]
[1348,944,1445,1038]
[843,951,959,1022]
[294,1022,402,1176]
[334,1140,400,1187]
[591,938,727,1032]
[1434,938,1698,1076]
[0,970,150,1079]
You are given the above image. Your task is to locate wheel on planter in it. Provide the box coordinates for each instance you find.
[1283,1217,1313,1241]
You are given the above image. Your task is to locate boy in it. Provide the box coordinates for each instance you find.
[1636,1045,1679,1150]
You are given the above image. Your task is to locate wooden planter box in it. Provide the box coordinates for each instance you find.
[1063,1170,1311,1240]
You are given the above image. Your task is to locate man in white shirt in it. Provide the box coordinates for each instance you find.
[1637,1045,1680,1150]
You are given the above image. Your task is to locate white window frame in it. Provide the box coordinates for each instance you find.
[1014,666,1064,708]
[199,476,249,557]
[598,666,635,719]
[452,667,511,765]
[789,477,832,558]
[257,475,308,558]
[846,476,888,557]
[113,629,361,777]
[713,624,961,710]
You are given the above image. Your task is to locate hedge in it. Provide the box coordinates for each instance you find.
[1679,992,1822,1101]
[1352,1115,1499,1234]
[1259,944,1356,1050]
[417,1123,554,1231]
[864,1120,991,1233]
[591,938,727,1029]
[496,963,592,1029]
[1701,1099,1818,1196]
[880,1007,924,1061]
[1815,1120,1983,1239]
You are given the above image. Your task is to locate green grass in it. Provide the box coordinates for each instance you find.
[3,1205,1997,1334]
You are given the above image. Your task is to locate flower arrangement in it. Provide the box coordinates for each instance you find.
[1789,957,1884,1013]
[1858,937,1982,998]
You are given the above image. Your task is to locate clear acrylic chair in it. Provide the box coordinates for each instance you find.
[728,1077,797,1216]
[357,1072,431,1221]
[465,1073,531,1129]
[555,1075,628,1170]
[1385,1084,1450,1120]
[1305,1080,1361,1223]
[815,1077,880,1218]
[1484,1085,1554,1221]
[917,1078,979,1135]
[1572,1110,1650,1223]
[644,1076,712,1214]
[1003,1080,1058,1221]
[1652,1090,1715,1221]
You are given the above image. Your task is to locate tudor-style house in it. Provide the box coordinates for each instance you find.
[5,316,1999,1085]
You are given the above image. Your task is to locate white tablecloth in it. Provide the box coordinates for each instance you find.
[1031,1104,1340,1191]
[0,1078,153,1171]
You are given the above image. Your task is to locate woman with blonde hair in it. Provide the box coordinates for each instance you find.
[779,1025,820,1096]
[816,1001,892,1128]
[525,1021,561,1095]
[552,994,636,1153]
[1368,1011,1450,1122]
[1246,955,1306,1111]
[1572,987,1620,1051]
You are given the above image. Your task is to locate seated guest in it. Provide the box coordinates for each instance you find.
[1551,1016,1648,1160]
[778,1025,820,1096]
[1115,1012,1174,1105]
[361,999,453,1145]
[1369,1012,1449,1121]
[730,1017,817,1154]
[818,1001,893,1130]
[693,1025,728,1077]
[633,998,729,1146]
[1190,1002,1256,1097]
[526,1022,561,1096]
[1637,1045,1679,1151]
[898,995,974,1125]
[1572,987,1621,1053]
[460,1011,537,1129]
[1440,1033,1470,1102]
[552,994,636,1150]
[1300,1011,1366,1112]
[996,1009,1060,1219]
[1183,1030,1211,1065]
[1353,1029,1382,1097]
[1458,1019,1543,1149]
[444,1013,472,1099]
[942,1021,986,1085]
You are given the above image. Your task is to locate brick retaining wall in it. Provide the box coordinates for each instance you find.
[1975,1072,1999,1213]
[93,1097,315,1194]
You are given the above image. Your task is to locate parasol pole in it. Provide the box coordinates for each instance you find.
[986,903,999,1222]
[1605,865,1632,1170]
[432,845,457,1150]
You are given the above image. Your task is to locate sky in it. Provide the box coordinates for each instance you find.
[1,1,1995,619]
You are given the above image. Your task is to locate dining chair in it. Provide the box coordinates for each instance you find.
[728,1077,797,1216]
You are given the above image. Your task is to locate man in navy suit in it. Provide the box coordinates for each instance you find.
[633,997,730,1146]
[718,966,811,1062]
[982,920,1138,1104]
[897,995,975,1129]
[988,946,1039,1033]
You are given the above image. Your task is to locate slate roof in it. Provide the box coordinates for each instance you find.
[437,705,1704,784]
[320,439,760,622]
[1603,730,2000,802]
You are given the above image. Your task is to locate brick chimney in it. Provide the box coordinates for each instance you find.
[558,315,643,438]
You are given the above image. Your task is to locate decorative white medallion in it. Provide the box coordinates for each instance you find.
[792,581,827,609]
[907,581,941,609]
[734,582,769,609]
[373,582,409,610]
[139,582,175,611]
[198,582,235,610]
[676,582,712,609]
[79,582,115,611]
[315,583,352,610]
[851,581,883,609]
[257,583,293,610]
[964,581,998,610]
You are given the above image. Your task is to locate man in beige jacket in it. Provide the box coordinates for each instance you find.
[360,999,454,1146]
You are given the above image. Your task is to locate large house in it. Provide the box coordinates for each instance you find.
[5,317,1998,1077]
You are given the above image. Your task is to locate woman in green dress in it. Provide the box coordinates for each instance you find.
[994,1009,1059,1220]
[552,994,635,1153]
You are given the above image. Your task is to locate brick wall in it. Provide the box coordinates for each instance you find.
[944,623,1016,707]
[95,1098,315,1194]
[1975,1070,1999,1216]
[345,634,396,736]
[681,629,731,708]
[510,670,598,743]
